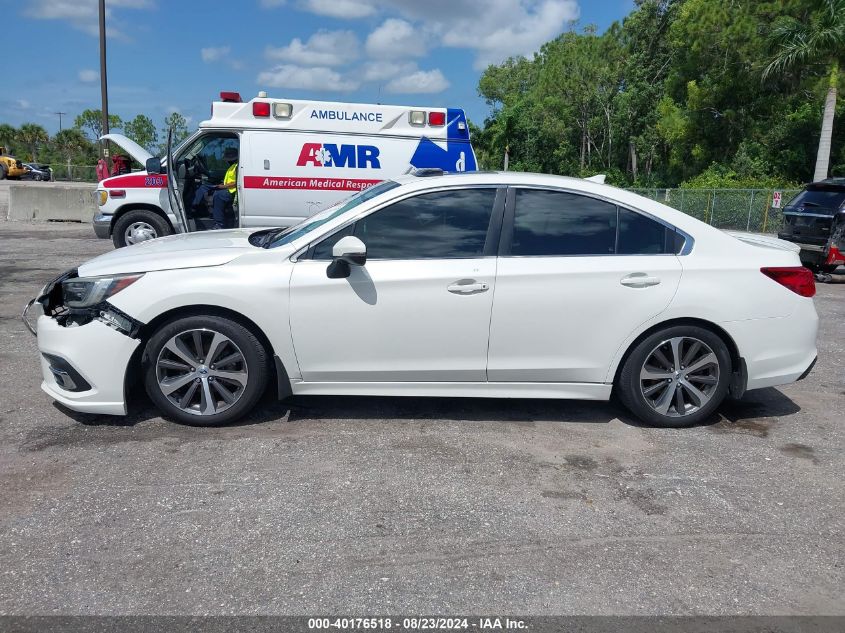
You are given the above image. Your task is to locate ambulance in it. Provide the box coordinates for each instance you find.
[93,91,478,248]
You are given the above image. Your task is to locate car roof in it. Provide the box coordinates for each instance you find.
[807,178,845,190]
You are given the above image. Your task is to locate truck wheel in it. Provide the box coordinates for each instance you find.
[112,210,172,248]
[0,164,7,180]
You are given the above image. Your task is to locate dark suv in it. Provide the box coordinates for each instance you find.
[779,178,845,273]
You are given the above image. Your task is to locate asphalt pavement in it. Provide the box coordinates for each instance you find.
[0,221,842,615]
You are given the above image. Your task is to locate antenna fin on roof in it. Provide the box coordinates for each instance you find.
[584,174,606,184]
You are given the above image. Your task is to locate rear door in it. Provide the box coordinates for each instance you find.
[487,187,684,384]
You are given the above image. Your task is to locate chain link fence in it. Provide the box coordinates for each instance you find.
[46,164,98,182]
[629,188,801,235]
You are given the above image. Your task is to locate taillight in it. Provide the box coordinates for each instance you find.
[824,245,844,265]
[253,102,270,117]
[428,111,445,126]
[761,267,816,297]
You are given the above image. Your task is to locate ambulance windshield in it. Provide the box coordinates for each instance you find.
[260,180,400,249]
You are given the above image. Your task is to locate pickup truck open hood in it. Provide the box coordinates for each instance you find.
[78,230,260,277]
[100,133,153,165]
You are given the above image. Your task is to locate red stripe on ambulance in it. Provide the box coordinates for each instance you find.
[103,174,167,188]
[243,176,382,191]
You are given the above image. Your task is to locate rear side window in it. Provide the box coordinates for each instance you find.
[617,207,680,255]
[508,189,684,256]
[510,189,617,256]
[354,188,497,259]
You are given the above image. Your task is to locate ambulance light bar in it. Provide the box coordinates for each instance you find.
[410,110,446,127]
[220,91,242,103]
[273,103,293,119]
[253,102,271,117]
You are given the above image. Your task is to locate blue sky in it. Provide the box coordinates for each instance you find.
[4,0,634,135]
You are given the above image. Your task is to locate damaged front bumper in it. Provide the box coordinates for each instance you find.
[23,269,142,416]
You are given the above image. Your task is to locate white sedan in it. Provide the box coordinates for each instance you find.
[26,172,818,427]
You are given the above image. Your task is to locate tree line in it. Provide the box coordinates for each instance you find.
[0,110,190,178]
[471,0,844,188]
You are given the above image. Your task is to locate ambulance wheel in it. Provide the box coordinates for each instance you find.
[113,210,172,248]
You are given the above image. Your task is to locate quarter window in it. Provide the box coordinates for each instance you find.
[351,188,497,259]
[617,207,679,255]
[510,189,617,256]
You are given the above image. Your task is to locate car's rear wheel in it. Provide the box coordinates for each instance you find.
[113,209,172,248]
[617,325,732,427]
[143,315,269,426]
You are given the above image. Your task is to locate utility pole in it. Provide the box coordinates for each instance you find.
[98,0,109,159]
[55,112,66,132]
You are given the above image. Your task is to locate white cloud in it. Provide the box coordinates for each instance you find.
[266,30,359,67]
[257,65,360,91]
[18,100,31,109]
[300,0,375,18]
[385,68,449,93]
[437,0,579,68]
[361,60,417,82]
[23,0,154,39]
[365,18,426,58]
[78,69,99,83]
[201,46,231,63]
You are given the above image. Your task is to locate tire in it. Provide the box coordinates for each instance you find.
[143,315,269,426]
[616,325,732,428]
[112,209,172,248]
[0,164,7,180]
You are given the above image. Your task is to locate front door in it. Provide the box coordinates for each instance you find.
[487,188,684,384]
[289,187,503,382]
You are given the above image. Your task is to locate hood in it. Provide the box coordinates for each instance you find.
[78,229,259,277]
[100,133,153,165]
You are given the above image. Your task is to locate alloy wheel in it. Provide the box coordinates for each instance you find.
[155,328,249,416]
[639,336,720,418]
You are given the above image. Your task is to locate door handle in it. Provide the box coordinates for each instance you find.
[620,273,661,288]
[447,279,490,294]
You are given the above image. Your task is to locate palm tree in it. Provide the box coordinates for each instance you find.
[53,129,89,180]
[16,123,49,163]
[764,0,844,182]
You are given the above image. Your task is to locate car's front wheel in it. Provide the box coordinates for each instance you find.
[143,315,269,426]
[616,325,732,427]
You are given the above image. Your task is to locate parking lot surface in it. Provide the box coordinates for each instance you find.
[0,221,843,615]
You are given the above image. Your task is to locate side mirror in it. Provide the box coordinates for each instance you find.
[145,157,163,174]
[327,235,367,279]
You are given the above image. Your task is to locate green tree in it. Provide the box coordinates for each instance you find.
[74,109,123,141]
[17,123,49,162]
[52,129,92,179]
[764,0,845,181]
[160,112,190,154]
[123,114,158,153]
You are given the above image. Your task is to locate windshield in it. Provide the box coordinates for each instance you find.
[263,180,401,248]
[786,188,845,214]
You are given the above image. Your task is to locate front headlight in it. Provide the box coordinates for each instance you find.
[97,190,108,206]
[62,274,143,308]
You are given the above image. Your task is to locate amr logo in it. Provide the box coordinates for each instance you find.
[296,143,381,169]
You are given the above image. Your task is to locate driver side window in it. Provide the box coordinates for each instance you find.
[309,188,497,261]
[182,135,239,182]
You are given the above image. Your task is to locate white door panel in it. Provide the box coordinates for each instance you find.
[487,256,682,383]
[290,258,496,382]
